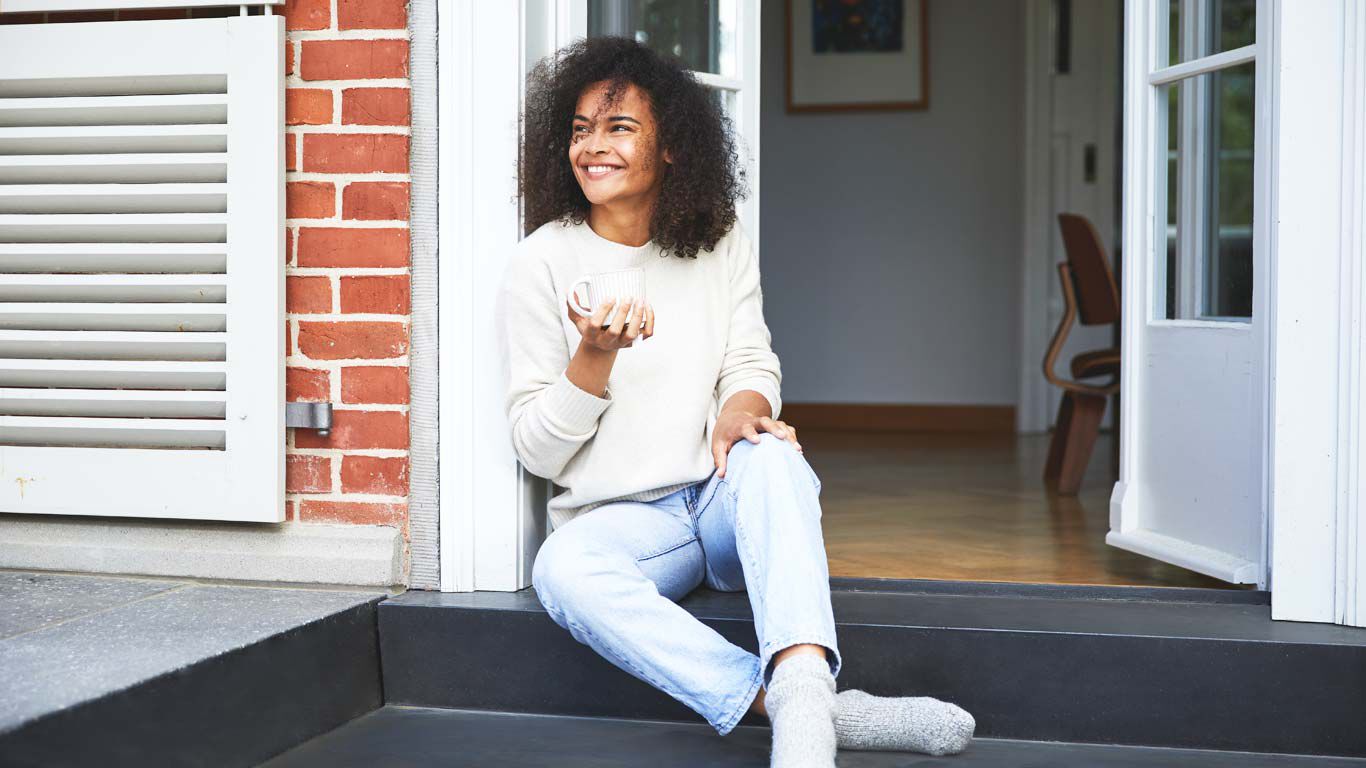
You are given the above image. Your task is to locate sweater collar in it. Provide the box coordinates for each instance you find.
[571,219,659,268]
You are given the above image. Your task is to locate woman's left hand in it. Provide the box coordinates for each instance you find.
[711,411,802,479]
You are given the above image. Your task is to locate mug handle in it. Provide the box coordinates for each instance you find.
[567,276,595,318]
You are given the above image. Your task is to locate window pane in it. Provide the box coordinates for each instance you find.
[1156,62,1255,321]
[588,0,736,77]
[1164,0,1255,66]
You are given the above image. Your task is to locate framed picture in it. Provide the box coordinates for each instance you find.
[785,0,929,112]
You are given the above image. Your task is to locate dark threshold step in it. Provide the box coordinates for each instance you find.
[378,581,1366,758]
[257,705,1366,768]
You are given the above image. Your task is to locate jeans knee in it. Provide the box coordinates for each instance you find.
[727,432,822,494]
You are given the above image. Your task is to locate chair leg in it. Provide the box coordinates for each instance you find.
[1044,392,1107,495]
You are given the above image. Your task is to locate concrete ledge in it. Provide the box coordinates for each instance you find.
[0,515,405,587]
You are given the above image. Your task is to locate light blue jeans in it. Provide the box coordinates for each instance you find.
[531,432,843,736]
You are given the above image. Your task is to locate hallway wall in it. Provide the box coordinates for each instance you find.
[759,0,1025,406]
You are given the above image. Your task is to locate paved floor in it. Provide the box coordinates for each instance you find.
[0,569,390,736]
[259,706,1366,767]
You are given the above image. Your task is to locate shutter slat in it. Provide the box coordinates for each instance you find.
[0,213,227,243]
[0,243,227,274]
[0,94,230,127]
[0,416,226,450]
[0,125,228,155]
[0,330,226,361]
[0,303,226,332]
[0,275,227,303]
[0,184,228,214]
[0,387,227,419]
[0,154,228,184]
[0,359,226,389]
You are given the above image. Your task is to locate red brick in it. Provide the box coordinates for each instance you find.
[287,367,331,401]
[342,366,409,405]
[286,181,335,219]
[297,227,408,268]
[298,500,406,527]
[116,9,189,20]
[283,0,329,30]
[286,454,331,493]
[341,88,410,126]
[286,41,294,76]
[285,228,294,265]
[338,0,406,29]
[302,134,408,174]
[286,88,333,126]
[341,275,409,315]
[285,133,297,171]
[341,455,408,495]
[285,499,296,521]
[301,39,408,81]
[285,319,293,356]
[286,276,332,314]
[297,321,407,360]
[295,410,408,449]
[342,182,409,221]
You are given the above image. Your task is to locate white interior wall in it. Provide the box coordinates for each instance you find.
[758,0,1025,406]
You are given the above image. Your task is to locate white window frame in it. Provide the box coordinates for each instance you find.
[437,0,761,592]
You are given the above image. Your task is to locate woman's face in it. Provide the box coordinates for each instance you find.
[569,79,672,209]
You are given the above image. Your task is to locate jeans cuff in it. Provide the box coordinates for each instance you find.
[715,657,765,736]
[760,634,842,689]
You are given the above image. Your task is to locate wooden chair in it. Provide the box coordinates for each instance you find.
[1042,213,1120,495]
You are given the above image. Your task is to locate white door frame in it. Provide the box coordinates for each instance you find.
[436,0,761,592]
[1264,0,1366,625]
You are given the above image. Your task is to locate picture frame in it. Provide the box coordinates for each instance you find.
[785,0,930,113]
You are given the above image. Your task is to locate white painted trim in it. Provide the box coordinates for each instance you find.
[1148,44,1257,85]
[1106,528,1260,583]
[1268,0,1366,626]
[0,516,404,587]
[1017,0,1054,435]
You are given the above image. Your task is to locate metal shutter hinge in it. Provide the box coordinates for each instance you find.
[286,402,332,436]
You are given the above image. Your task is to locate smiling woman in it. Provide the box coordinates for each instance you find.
[519,35,745,259]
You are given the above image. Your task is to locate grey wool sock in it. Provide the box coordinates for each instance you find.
[764,654,837,768]
[834,688,976,756]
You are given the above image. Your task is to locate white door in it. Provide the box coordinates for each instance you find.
[1108,0,1267,585]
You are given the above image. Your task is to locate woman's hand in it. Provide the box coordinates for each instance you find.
[567,294,654,352]
[711,410,802,479]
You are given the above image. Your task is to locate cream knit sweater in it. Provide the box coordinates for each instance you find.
[494,217,782,531]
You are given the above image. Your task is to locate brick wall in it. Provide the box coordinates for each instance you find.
[281,0,412,556]
[1,3,416,569]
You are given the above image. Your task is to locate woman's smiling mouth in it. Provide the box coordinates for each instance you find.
[582,164,623,179]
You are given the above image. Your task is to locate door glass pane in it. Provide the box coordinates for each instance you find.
[1163,0,1255,66]
[1156,62,1255,321]
[588,0,737,77]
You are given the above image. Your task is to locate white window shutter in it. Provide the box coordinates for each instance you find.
[0,16,285,522]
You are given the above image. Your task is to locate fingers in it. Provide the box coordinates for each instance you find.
[742,421,762,443]
[712,437,728,479]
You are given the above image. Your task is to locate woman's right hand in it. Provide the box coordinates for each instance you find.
[566,294,654,352]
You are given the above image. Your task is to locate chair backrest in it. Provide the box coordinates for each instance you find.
[1057,213,1120,325]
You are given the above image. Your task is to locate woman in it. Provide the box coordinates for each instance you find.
[495,36,975,767]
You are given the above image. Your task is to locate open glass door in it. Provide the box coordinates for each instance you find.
[1109,0,1268,586]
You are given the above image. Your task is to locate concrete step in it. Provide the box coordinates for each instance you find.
[0,570,388,768]
[258,704,1366,768]
[377,578,1366,758]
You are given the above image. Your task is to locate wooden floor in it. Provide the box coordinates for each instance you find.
[801,428,1242,589]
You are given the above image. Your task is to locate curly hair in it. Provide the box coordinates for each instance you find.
[519,35,748,260]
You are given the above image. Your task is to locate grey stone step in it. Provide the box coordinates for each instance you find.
[377,578,1366,757]
[0,570,388,768]
[257,705,1366,768]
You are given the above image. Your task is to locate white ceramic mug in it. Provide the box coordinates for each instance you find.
[567,267,648,328]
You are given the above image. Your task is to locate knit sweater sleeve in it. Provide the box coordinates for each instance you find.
[495,247,613,480]
[715,226,783,420]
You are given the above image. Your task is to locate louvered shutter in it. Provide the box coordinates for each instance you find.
[0,16,285,522]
